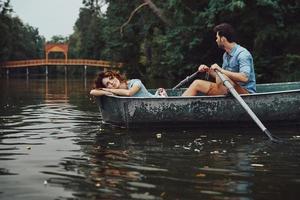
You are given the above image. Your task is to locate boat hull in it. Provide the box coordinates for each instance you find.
[96,82,300,128]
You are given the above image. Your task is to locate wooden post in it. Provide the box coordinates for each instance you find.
[84,65,87,77]
[64,66,67,77]
[45,75,48,100]
[84,65,87,89]
[64,73,68,99]
[45,65,48,76]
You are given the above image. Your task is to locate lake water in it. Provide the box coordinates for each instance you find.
[1,77,300,200]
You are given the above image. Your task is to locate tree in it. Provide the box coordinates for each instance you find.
[0,0,12,15]
[99,0,300,82]
[69,7,105,59]
[48,35,68,44]
[3,0,299,81]
[0,0,44,62]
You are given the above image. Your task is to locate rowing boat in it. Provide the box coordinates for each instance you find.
[95,81,300,128]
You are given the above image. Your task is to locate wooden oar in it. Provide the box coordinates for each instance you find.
[173,71,199,89]
[215,70,280,142]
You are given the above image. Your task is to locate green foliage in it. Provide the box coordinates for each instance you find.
[0,0,45,62]
[1,0,300,82]
[48,35,68,44]
[0,0,12,15]
[88,0,299,83]
[69,7,105,59]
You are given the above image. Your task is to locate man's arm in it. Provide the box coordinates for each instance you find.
[210,63,249,83]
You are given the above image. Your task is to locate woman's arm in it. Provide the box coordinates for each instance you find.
[90,89,113,96]
[102,84,141,96]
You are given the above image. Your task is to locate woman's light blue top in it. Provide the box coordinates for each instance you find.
[127,79,155,97]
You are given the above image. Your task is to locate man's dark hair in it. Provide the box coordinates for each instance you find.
[213,23,237,43]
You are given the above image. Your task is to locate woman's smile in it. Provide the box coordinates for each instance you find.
[102,76,120,89]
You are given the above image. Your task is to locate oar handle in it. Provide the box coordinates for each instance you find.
[172,71,199,90]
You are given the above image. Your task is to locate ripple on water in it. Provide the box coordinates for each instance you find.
[1,78,300,200]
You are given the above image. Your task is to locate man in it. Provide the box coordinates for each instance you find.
[182,23,256,96]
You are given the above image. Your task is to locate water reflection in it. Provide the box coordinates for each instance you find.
[45,76,69,103]
[0,77,300,200]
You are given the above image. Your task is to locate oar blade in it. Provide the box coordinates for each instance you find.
[215,70,280,142]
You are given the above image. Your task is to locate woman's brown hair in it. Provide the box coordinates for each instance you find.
[93,71,127,89]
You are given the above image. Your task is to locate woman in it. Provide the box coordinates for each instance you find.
[90,71,167,97]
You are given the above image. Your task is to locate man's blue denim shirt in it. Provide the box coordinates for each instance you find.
[222,44,256,93]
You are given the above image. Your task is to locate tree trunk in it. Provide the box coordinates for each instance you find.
[143,0,172,26]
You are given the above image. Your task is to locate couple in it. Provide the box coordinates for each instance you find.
[90,23,256,98]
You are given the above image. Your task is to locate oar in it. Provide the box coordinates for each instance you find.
[215,69,280,142]
[173,71,199,89]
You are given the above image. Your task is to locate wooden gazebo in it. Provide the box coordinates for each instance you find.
[45,43,68,61]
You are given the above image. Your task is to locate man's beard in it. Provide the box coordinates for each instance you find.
[217,43,225,49]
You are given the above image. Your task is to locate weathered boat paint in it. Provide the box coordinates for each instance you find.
[96,81,300,128]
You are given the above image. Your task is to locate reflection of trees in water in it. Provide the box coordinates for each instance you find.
[0,77,94,105]
[47,127,299,199]
[43,132,144,199]
[89,147,142,188]
[78,131,170,199]
[45,76,89,104]
[192,137,292,199]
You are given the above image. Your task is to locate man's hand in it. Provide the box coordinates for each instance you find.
[198,64,209,73]
[210,63,223,73]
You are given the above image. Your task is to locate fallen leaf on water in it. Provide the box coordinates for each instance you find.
[251,163,264,167]
[196,173,206,177]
